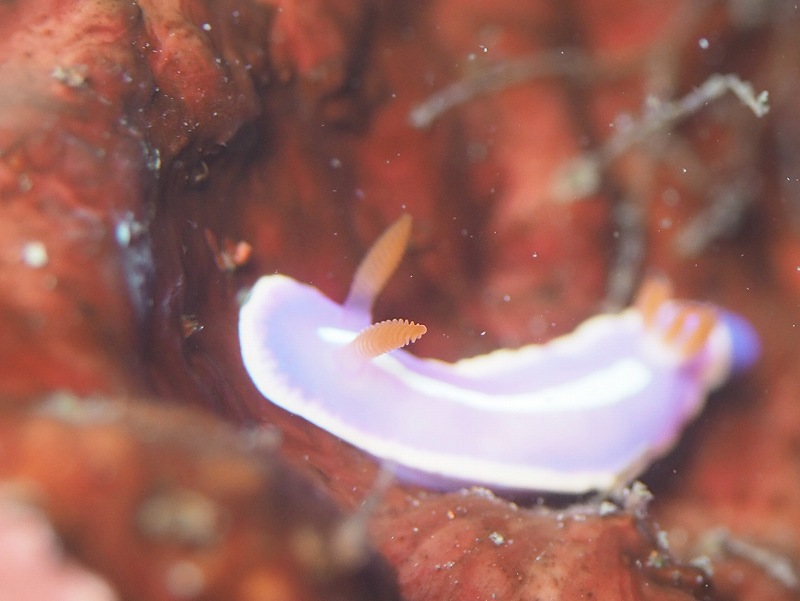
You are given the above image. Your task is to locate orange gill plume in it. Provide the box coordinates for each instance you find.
[676,306,717,357]
[635,276,718,359]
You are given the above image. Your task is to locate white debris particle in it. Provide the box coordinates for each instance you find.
[51,64,88,88]
[488,531,505,546]
[115,212,146,247]
[598,500,618,516]
[115,222,132,247]
[21,241,48,268]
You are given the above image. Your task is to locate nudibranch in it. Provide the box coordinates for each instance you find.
[239,215,759,494]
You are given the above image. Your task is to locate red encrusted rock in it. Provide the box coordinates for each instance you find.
[372,488,710,601]
[0,398,401,601]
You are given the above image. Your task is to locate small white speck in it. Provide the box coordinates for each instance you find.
[202,23,211,31]
[488,531,505,546]
[698,38,709,49]
[21,241,48,268]
[531,252,538,258]
[502,294,511,302]
[330,157,342,168]
[116,222,132,247]
[51,64,88,88]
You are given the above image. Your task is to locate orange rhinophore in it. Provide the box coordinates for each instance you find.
[349,319,427,360]
[344,215,412,314]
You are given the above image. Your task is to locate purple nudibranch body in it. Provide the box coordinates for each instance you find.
[239,216,758,494]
